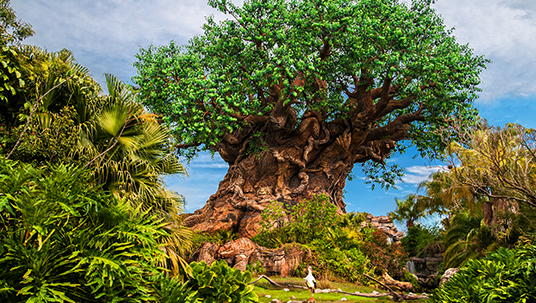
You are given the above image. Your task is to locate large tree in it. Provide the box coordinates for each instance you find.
[134,0,487,236]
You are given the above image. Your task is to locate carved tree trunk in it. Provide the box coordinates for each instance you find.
[184,104,411,237]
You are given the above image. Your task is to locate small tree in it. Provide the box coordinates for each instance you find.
[446,123,536,228]
[389,194,426,229]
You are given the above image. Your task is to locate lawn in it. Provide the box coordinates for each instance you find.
[252,277,426,303]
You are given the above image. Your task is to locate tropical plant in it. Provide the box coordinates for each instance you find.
[389,194,427,229]
[0,156,185,302]
[77,73,193,277]
[442,210,496,269]
[433,245,536,303]
[417,170,480,217]
[187,260,259,303]
[151,274,200,303]
[446,122,536,227]
[401,223,443,257]
[134,0,488,234]
[1,46,101,165]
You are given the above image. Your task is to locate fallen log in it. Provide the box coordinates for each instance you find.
[363,273,428,301]
[248,275,307,289]
[382,272,414,291]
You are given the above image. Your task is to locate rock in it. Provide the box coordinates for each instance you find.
[363,213,405,241]
[284,288,290,292]
[196,242,219,266]
[191,237,306,276]
[217,237,258,271]
[266,295,272,298]
[440,268,460,287]
[251,243,306,277]
[271,299,282,303]
[378,215,391,223]
[341,298,347,301]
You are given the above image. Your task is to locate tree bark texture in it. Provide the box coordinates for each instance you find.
[184,91,419,237]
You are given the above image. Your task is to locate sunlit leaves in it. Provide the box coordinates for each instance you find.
[134,0,486,161]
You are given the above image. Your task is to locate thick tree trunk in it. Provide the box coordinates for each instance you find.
[183,146,354,237]
[183,107,409,236]
[183,72,418,237]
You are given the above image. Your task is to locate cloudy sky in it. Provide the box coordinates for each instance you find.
[12,0,536,217]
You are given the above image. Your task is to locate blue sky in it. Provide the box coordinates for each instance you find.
[12,0,536,216]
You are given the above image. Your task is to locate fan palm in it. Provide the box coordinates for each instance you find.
[78,74,192,276]
[442,210,496,268]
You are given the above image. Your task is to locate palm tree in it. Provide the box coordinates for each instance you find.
[78,74,192,276]
[389,194,426,229]
[442,210,496,268]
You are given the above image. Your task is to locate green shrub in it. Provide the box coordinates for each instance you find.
[0,157,189,302]
[360,230,408,278]
[402,224,443,257]
[432,245,536,302]
[152,274,200,303]
[187,260,258,303]
[252,194,338,248]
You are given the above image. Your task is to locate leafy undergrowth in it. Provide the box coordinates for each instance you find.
[252,277,422,303]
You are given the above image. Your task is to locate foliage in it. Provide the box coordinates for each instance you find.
[432,245,536,303]
[151,274,200,303]
[1,47,102,165]
[417,170,480,217]
[0,0,34,45]
[0,157,183,302]
[253,194,338,247]
[360,230,408,277]
[442,210,497,269]
[246,260,266,276]
[389,194,427,229]
[446,123,536,226]
[304,241,373,285]
[134,0,487,185]
[187,260,259,303]
[401,224,443,257]
[254,194,408,282]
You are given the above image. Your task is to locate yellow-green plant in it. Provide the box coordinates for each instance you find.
[187,260,258,303]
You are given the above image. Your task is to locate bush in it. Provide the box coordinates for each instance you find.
[432,245,536,302]
[402,224,443,257]
[187,260,258,303]
[360,230,408,278]
[0,157,186,302]
[252,194,338,248]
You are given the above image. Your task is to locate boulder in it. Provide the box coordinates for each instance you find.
[251,244,306,277]
[196,242,219,266]
[439,268,460,287]
[191,237,306,276]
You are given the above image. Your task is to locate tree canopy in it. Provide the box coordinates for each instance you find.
[135,0,486,170]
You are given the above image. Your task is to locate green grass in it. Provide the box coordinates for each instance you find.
[252,277,399,303]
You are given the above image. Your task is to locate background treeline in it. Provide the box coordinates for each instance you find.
[389,122,536,301]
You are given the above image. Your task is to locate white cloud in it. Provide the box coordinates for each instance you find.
[401,165,445,184]
[432,0,536,101]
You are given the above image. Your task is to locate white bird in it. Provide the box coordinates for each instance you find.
[304,265,316,299]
